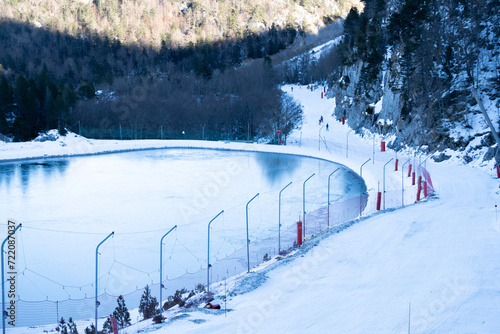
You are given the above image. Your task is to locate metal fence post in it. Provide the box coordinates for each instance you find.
[328,169,339,227]
[303,174,315,237]
[359,159,371,216]
[207,211,224,292]
[383,158,394,210]
[160,225,177,310]
[279,182,292,253]
[246,194,259,273]
[95,232,114,334]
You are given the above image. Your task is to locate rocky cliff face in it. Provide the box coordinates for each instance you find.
[329,0,500,165]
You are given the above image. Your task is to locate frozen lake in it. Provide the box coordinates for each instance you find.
[0,148,365,302]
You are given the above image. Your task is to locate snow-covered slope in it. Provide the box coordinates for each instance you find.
[2,85,500,333]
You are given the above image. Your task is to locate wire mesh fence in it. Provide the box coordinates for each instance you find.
[2,164,435,332]
[68,124,255,142]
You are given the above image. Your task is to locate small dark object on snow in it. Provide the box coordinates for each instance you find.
[204,302,221,309]
[153,314,166,324]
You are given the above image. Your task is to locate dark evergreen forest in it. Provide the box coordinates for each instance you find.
[6,0,497,147]
[0,18,306,141]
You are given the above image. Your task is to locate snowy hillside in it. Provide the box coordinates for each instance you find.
[332,0,500,164]
[2,83,500,333]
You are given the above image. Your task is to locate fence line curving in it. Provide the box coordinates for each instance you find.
[2,166,435,332]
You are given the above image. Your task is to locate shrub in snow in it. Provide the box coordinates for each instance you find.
[84,318,112,334]
[33,129,61,142]
[58,124,68,136]
[83,324,95,334]
[184,288,212,309]
[100,317,113,334]
[152,313,166,324]
[58,317,78,334]
[0,133,12,142]
[162,288,190,310]
[195,283,205,293]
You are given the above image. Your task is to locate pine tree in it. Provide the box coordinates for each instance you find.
[83,324,95,334]
[101,317,113,334]
[58,317,69,334]
[58,317,78,334]
[0,106,7,134]
[139,285,158,320]
[12,74,38,140]
[13,75,28,108]
[113,295,131,329]
[0,74,12,107]
[338,7,362,65]
[68,317,79,334]
[0,74,12,134]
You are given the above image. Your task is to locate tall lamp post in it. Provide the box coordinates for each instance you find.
[207,210,224,292]
[2,223,21,334]
[246,194,259,273]
[327,169,339,227]
[160,225,177,310]
[278,182,292,254]
[303,173,315,237]
[95,231,114,334]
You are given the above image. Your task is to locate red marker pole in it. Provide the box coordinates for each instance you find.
[412,172,416,186]
[376,192,382,211]
[342,116,345,125]
[408,164,412,177]
[497,165,500,178]
[111,315,118,334]
[297,221,303,246]
[381,141,386,152]
[416,176,422,201]
[395,159,399,171]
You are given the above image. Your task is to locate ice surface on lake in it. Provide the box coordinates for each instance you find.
[0,148,364,301]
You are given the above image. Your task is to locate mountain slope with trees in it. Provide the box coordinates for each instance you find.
[3,0,497,161]
[330,0,500,162]
[0,0,360,141]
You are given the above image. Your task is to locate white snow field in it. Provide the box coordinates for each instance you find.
[1,84,500,333]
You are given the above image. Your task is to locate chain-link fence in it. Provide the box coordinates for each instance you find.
[68,124,257,142]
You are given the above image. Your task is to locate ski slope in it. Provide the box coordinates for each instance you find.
[2,85,500,333]
[149,85,500,333]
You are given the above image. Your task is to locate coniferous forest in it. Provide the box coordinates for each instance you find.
[0,0,359,141]
[2,0,498,150]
